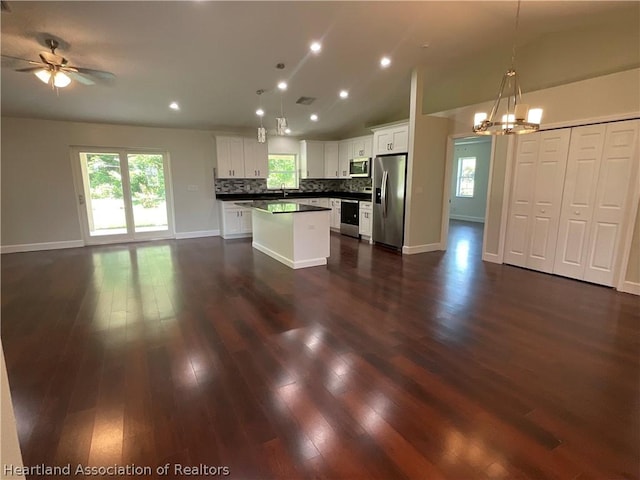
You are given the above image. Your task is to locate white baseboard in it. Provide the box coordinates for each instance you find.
[175,229,220,239]
[450,214,485,223]
[252,241,327,269]
[482,252,502,264]
[618,281,640,296]
[1,239,85,254]
[402,243,442,255]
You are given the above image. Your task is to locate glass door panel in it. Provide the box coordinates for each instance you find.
[80,152,128,236]
[127,154,169,233]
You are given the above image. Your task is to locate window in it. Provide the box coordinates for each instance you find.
[456,157,476,197]
[267,154,298,189]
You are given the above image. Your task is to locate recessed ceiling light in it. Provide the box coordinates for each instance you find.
[285,128,291,134]
[277,81,288,91]
[310,41,322,54]
[169,101,180,110]
[310,114,318,121]
[339,90,349,99]
[380,56,391,68]
[256,108,265,117]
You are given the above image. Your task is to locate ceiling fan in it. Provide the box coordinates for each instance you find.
[2,38,115,88]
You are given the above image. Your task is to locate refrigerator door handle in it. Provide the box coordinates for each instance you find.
[381,170,388,218]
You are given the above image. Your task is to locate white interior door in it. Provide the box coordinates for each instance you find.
[74,148,174,244]
[526,129,571,272]
[553,124,606,279]
[584,120,639,286]
[504,135,540,267]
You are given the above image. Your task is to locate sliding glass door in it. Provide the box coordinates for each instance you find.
[74,148,173,244]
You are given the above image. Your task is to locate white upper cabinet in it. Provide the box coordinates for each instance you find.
[323,142,340,179]
[338,140,353,178]
[373,122,409,155]
[243,137,268,178]
[216,136,245,178]
[300,140,325,179]
[352,136,373,158]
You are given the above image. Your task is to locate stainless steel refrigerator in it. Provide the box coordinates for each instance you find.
[373,154,407,250]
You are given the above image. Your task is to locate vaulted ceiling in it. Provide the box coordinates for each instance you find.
[1,1,638,139]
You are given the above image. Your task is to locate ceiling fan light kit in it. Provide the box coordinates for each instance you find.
[473,0,543,135]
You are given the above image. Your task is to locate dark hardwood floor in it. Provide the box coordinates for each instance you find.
[2,220,639,479]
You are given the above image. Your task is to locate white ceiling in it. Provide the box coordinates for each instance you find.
[1,1,636,138]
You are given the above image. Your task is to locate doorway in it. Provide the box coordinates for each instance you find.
[447,136,492,257]
[72,148,174,244]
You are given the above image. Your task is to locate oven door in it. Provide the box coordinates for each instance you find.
[340,200,360,238]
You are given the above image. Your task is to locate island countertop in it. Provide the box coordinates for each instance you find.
[237,201,331,214]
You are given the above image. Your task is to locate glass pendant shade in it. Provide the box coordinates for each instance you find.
[257,127,266,143]
[35,69,52,84]
[276,117,288,136]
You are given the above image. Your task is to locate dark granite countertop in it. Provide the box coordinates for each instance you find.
[238,201,331,214]
[218,191,372,202]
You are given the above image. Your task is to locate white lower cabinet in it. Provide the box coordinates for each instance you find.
[220,202,253,239]
[330,199,342,230]
[359,201,372,237]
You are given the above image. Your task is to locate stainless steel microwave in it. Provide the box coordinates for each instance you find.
[349,157,371,178]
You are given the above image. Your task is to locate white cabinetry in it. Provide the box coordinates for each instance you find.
[359,201,372,238]
[372,122,409,155]
[352,136,373,158]
[243,137,268,178]
[338,140,352,178]
[323,142,340,179]
[300,141,325,178]
[330,199,342,230]
[216,136,245,178]
[220,202,253,239]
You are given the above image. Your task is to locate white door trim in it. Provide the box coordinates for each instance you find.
[69,146,176,245]
[441,133,494,252]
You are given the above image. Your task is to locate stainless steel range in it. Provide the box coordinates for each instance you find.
[340,199,359,238]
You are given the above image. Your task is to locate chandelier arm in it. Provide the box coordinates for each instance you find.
[488,71,508,122]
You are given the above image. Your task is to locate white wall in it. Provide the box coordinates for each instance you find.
[450,138,491,223]
[1,117,218,248]
[267,136,300,156]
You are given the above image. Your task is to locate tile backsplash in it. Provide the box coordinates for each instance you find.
[215,177,372,194]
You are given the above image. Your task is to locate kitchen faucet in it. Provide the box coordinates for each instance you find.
[281,184,288,198]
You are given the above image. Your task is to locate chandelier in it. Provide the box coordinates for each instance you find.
[473,0,543,135]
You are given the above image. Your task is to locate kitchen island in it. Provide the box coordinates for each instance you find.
[239,201,331,269]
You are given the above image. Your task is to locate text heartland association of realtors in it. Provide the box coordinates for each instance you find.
[3,463,231,477]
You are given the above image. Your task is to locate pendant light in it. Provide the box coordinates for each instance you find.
[256,89,266,143]
[473,0,543,135]
[276,81,288,136]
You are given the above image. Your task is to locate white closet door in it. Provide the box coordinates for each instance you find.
[504,135,540,267]
[584,120,639,286]
[526,130,571,272]
[553,125,606,279]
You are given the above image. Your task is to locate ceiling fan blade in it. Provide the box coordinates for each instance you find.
[1,54,40,64]
[66,71,95,86]
[72,66,115,81]
[15,66,46,73]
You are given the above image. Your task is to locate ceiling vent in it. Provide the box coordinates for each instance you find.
[1,1,11,12]
[295,96,316,106]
